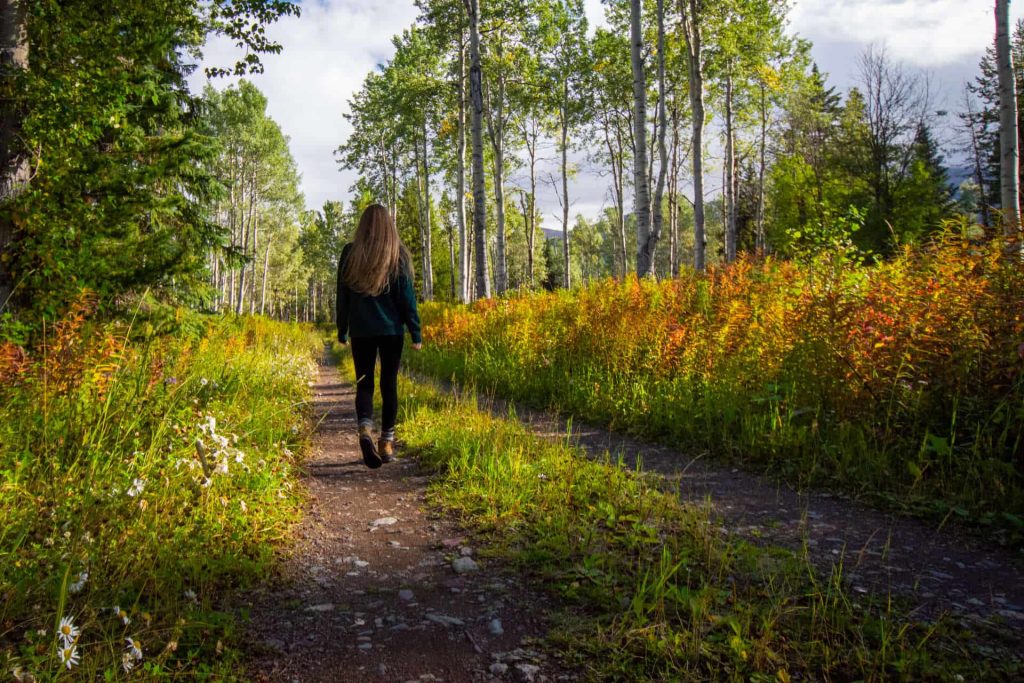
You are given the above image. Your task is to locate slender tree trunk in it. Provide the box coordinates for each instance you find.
[446,212,456,300]
[228,157,237,311]
[560,86,571,289]
[0,0,28,310]
[756,82,768,253]
[422,126,434,299]
[630,0,653,276]
[524,120,538,286]
[681,0,707,271]
[485,40,508,294]
[962,91,990,228]
[614,121,627,277]
[997,0,1020,234]
[416,126,434,301]
[236,168,257,314]
[259,238,272,316]
[456,36,470,302]
[724,72,737,262]
[601,114,626,278]
[669,102,680,276]
[249,212,258,315]
[466,0,490,298]
[648,0,668,277]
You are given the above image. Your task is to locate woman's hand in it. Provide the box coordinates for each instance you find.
[412,343,423,351]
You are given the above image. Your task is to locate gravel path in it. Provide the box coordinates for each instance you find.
[428,378,1024,642]
[239,357,569,682]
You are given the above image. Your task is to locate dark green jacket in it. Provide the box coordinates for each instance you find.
[336,243,422,344]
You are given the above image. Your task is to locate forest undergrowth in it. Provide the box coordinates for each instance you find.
[0,296,320,680]
[388,359,1022,681]
[408,231,1024,540]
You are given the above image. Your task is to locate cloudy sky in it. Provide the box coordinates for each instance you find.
[188,0,1023,222]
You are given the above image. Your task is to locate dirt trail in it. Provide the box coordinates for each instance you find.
[240,357,568,682]
[443,383,1024,638]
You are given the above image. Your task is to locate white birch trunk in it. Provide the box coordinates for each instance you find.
[996,0,1020,233]
[630,0,653,276]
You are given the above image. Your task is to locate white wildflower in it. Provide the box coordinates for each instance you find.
[183,588,197,603]
[122,652,135,672]
[57,643,80,670]
[113,605,130,625]
[126,478,145,497]
[202,415,216,435]
[68,571,88,594]
[126,637,143,661]
[199,377,209,387]
[57,615,79,646]
[234,451,245,464]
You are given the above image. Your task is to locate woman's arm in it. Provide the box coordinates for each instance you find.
[336,244,352,343]
[398,273,422,345]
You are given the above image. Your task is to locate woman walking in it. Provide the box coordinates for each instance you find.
[336,204,422,469]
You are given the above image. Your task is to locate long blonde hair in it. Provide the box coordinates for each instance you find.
[342,204,413,296]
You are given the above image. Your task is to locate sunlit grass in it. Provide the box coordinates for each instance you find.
[388,362,1021,681]
[1,305,320,679]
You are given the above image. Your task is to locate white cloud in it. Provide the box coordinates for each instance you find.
[789,0,1024,67]
[189,1,421,212]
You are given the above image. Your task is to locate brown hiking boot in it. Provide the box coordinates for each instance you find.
[377,438,395,463]
[359,425,382,469]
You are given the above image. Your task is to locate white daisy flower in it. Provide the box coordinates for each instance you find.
[68,571,88,594]
[215,460,228,475]
[126,637,143,661]
[57,643,80,669]
[199,377,209,387]
[57,615,79,645]
[113,605,131,625]
[126,478,145,497]
[122,652,135,672]
[234,452,245,464]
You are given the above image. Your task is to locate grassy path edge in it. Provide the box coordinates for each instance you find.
[389,357,1021,681]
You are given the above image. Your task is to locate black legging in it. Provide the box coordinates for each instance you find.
[350,335,404,432]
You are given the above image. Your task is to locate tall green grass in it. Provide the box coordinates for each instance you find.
[1,308,319,679]
[390,366,1021,681]
[408,234,1024,532]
